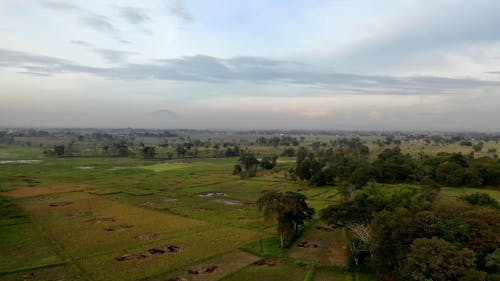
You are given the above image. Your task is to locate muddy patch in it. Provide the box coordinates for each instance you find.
[115,245,181,262]
[38,194,60,201]
[104,224,134,232]
[316,226,334,232]
[85,217,116,225]
[253,258,278,266]
[76,166,94,170]
[187,265,219,275]
[0,160,41,164]
[66,210,93,218]
[107,166,126,171]
[0,152,16,158]
[134,233,160,241]
[116,253,148,261]
[49,201,73,207]
[238,217,262,223]
[212,199,245,206]
[296,241,319,248]
[198,192,226,198]
[2,184,90,198]
[161,197,179,203]
[139,201,154,207]
[165,278,189,281]
[193,207,209,212]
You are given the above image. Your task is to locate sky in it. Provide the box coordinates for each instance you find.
[1,0,500,130]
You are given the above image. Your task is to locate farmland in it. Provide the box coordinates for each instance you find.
[1,130,500,281]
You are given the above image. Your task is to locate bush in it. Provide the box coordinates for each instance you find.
[459,193,499,209]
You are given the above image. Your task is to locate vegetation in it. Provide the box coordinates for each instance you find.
[257,191,314,247]
[0,129,499,281]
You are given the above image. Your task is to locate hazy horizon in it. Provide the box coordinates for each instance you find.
[2,0,500,130]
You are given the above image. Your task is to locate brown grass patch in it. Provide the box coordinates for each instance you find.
[134,233,160,240]
[2,184,90,198]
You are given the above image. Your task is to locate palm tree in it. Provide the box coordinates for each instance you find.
[257,191,314,247]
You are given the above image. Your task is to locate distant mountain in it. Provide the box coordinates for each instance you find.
[146,109,180,119]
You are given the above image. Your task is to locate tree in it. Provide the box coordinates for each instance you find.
[238,151,259,171]
[459,193,499,209]
[257,191,314,247]
[260,155,278,170]
[175,144,186,157]
[485,249,500,272]
[141,146,156,159]
[53,145,65,157]
[372,147,415,183]
[405,238,476,281]
[473,142,485,152]
[435,161,465,186]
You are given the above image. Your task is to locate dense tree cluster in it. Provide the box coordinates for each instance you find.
[255,136,301,147]
[233,151,278,178]
[291,144,500,188]
[319,184,500,281]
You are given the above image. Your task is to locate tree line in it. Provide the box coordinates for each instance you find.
[290,144,500,188]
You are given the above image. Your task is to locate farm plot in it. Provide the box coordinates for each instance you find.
[77,226,263,281]
[287,224,347,266]
[135,250,259,281]
[219,259,307,281]
[18,192,210,258]
[16,190,264,281]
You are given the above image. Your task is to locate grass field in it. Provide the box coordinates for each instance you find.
[1,144,500,281]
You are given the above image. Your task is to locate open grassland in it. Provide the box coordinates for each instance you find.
[1,145,500,281]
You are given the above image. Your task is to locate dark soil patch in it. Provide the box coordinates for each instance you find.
[48,201,73,207]
[104,224,134,232]
[165,278,189,281]
[133,233,160,240]
[116,245,181,262]
[66,210,93,217]
[166,245,181,252]
[193,207,209,212]
[296,241,319,248]
[116,253,148,261]
[316,226,333,231]
[187,265,218,275]
[148,248,165,254]
[198,192,226,197]
[84,217,116,224]
[253,258,278,266]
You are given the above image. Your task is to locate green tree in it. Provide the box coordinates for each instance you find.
[485,249,500,272]
[53,145,65,157]
[435,161,465,186]
[260,155,278,170]
[141,146,156,159]
[459,193,499,209]
[257,191,314,247]
[473,142,485,152]
[238,151,259,171]
[405,238,476,281]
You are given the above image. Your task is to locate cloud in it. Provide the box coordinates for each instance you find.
[332,0,500,71]
[118,7,153,35]
[169,0,192,22]
[40,1,131,44]
[69,40,93,47]
[81,15,116,33]
[1,48,500,95]
[93,48,137,63]
[39,0,80,11]
[119,7,151,24]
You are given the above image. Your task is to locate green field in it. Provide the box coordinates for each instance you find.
[1,143,499,281]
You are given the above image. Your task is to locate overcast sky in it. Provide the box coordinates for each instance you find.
[2,0,500,130]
